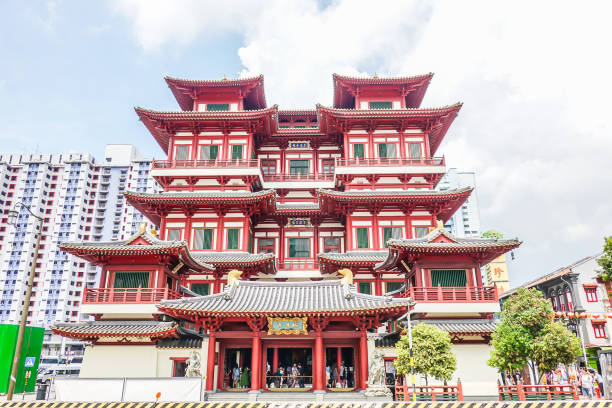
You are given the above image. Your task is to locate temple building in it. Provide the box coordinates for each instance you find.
[52,73,521,397]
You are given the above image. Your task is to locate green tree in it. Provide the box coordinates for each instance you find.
[596,236,612,282]
[532,321,581,373]
[395,323,457,384]
[488,288,581,383]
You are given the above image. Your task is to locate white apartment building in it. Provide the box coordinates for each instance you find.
[0,145,158,357]
[436,168,481,238]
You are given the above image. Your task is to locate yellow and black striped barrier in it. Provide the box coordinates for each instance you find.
[2,402,612,408]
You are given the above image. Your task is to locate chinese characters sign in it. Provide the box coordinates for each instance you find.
[267,317,308,335]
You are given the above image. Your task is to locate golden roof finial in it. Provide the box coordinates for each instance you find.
[222,75,228,81]
[436,219,445,230]
[227,269,243,286]
[138,222,147,234]
[150,228,157,237]
[372,73,379,79]
[338,268,354,285]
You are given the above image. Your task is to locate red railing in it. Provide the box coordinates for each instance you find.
[276,260,319,270]
[498,383,579,401]
[398,286,498,302]
[336,157,445,167]
[262,172,334,182]
[395,383,463,401]
[152,159,260,169]
[83,287,183,304]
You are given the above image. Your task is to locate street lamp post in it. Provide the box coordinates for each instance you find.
[6,202,43,400]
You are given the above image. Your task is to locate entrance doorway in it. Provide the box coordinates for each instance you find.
[265,347,313,389]
[223,348,252,390]
[325,347,355,390]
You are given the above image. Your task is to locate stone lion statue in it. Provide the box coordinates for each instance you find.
[185,351,201,377]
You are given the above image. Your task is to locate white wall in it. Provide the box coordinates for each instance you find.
[80,345,158,377]
[451,343,499,397]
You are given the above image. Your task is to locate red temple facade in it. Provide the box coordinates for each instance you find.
[53,73,521,397]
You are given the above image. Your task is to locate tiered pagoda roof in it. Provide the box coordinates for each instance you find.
[318,251,388,274]
[332,73,434,109]
[317,103,462,155]
[318,187,472,221]
[60,229,214,273]
[377,226,522,270]
[125,190,276,224]
[165,75,267,111]
[53,320,178,342]
[158,279,411,318]
[135,105,277,153]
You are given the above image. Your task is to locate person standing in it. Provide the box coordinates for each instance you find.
[581,368,594,399]
[595,370,604,398]
[291,363,299,388]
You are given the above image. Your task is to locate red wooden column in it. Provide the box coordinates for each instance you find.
[310,316,329,391]
[336,347,342,380]
[272,347,279,372]
[203,318,221,391]
[374,272,383,296]
[359,329,368,390]
[247,318,266,391]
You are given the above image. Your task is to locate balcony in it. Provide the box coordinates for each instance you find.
[83,287,182,303]
[399,286,500,314]
[80,287,184,316]
[335,156,446,176]
[275,259,321,278]
[151,159,262,179]
[261,172,334,189]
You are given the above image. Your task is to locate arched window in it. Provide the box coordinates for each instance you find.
[564,286,574,311]
[557,288,566,311]
[549,289,558,311]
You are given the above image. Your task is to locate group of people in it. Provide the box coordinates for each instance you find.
[326,361,354,389]
[506,365,605,399]
[267,363,306,388]
[228,366,250,388]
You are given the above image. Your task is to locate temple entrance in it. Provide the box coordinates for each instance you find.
[325,347,356,390]
[223,348,252,390]
[265,347,313,390]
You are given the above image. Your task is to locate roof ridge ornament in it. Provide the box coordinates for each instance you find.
[138,222,147,233]
[338,268,353,285]
[227,269,243,286]
[436,219,445,230]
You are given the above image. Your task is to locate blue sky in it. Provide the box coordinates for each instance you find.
[1,0,612,286]
[0,1,244,159]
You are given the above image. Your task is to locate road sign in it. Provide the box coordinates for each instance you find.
[24,357,36,367]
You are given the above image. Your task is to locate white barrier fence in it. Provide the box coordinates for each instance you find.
[54,377,204,401]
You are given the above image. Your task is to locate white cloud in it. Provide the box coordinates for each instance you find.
[112,0,612,285]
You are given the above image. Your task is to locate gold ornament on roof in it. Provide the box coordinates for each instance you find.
[338,268,354,285]
[373,73,379,79]
[436,219,445,230]
[138,222,147,233]
[222,75,228,81]
[227,269,243,286]
[150,229,158,237]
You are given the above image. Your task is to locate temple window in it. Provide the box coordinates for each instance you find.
[175,145,189,161]
[294,125,307,128]
[386,281,403,293]
[323,237,341,253]
[190,283,210,296]
[557,289,566,311]
[289,159,309,174]
[261,160,276,175]
[288,238,309,258]
[356,227,369,249]
[258,238,275,254]
[358,282,372,294]
[321,159,334,174]
[226,228,240,250]
[585,287,598,302]
[353,143,365,159]
[200,145,219,160]
[430,269,467,287]
[167,228,182,241]
[377,143,396,158]
[206,103,230,112]
[593,322,607,339]
[382,227,402,247]
[193,228,214,250]
[113,271,149,288]
[408,143,422,158]
[564,286,574,311]
[231,145,243,160]
[414,227,429,238]
[369,101,393,110]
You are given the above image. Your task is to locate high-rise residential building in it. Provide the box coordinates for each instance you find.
[0,145,157,357]
[53,73,521,398]
[437,168,481,238]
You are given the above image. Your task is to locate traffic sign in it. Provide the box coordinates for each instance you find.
[24,357,36,367]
